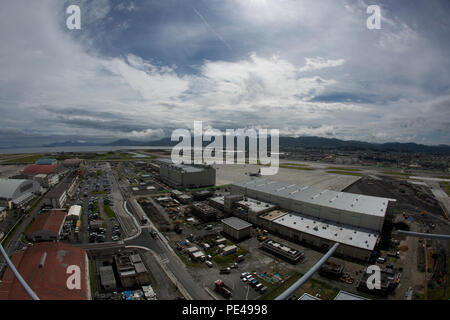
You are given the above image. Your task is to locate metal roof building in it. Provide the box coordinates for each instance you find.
[36,158,57,165]
[231,179,395,232]
[22,164,57,175]
[26,210,67,242]
[222,217,252,240]
[231,179,396,260]
[0,178,40,207]
[0,242,90,300]
[334,290,368,300]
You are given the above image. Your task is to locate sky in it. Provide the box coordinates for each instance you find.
[0,0,449,147]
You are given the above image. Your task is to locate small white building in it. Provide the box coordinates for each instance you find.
[222,245,238,256]
[67,205,82,221]
[191,251,206,262]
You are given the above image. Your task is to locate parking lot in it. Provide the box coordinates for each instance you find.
[61,163,123,245]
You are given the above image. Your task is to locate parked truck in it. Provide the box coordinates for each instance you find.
[214,280,232,298]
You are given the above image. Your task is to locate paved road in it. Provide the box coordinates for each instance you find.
[107,164,211,300]
[125,230,211,300]
[427,181,450,219]
[109,165,138,237]
[2,197,45,256]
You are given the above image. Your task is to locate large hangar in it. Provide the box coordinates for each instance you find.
[231,179,396,260]
[0,178,40,208]
[231,179,394,232]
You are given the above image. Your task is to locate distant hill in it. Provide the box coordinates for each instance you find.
[42,140,99,147]
[103,136,450,155]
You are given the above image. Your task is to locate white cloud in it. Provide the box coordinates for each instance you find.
[299,57,346,72]
[0,0,449,146]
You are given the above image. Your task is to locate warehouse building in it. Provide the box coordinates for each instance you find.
[22,164,57,176]
[36,158,57,165]
[26,210,66,242]
[44,183,68,208]
[158,159,216,188]
[230,179,395,261]
[0,242,90,300]
[0,178,40,208]
[221,217,252,240]
[33,173,59,188]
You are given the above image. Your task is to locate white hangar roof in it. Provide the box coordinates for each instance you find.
[232,179,395,218]
[271,211,379,251]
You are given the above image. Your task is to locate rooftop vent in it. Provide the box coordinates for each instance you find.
[39,252,47,268]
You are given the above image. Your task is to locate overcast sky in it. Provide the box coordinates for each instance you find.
[0,0,449,147]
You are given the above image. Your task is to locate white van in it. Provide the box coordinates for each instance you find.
[205,261,213,268]
[377,257,386,264]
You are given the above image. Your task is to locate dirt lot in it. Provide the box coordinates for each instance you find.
[345,176,450,300]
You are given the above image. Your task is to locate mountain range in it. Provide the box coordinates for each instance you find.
[97,136,450,155]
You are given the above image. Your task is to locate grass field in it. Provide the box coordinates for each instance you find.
[259,272,302,300]
[440,182,450,196]
[213,248,248,265]
[91,191,107,195]
[103,205,116,218]
[382,171,415,176]
[1,154,43,163]
[327,170,362,176]
[279,165,315,171]
[258,272,340,300]
[292,277,339,300]
[328,167,361,171]
[89,259,97,297]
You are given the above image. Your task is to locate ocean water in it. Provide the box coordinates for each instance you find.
[0,146,171,155]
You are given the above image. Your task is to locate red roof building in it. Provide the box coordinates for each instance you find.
[22,164,57,175]
[26,210,66,242]
[0,242,90,300]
